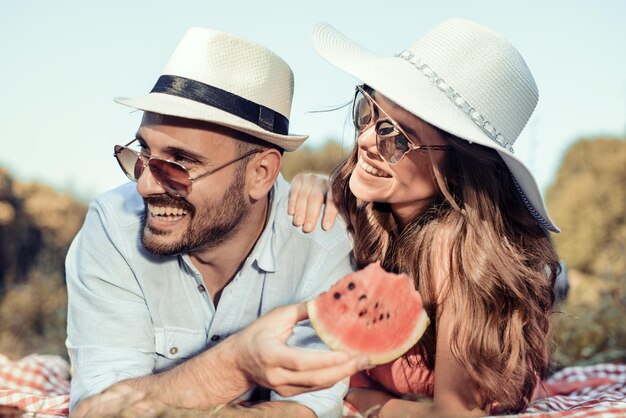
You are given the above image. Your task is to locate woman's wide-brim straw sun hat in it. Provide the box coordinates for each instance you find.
[312,19,559,233]
[115,27,307,151]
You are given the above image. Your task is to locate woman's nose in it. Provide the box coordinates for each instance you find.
[357,125,380,156]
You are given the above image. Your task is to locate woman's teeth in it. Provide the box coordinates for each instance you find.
[360,159,390,177]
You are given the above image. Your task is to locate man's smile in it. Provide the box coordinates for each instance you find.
[147,203,190,224]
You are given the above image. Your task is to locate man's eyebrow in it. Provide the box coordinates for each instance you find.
[163,145,208,163]
[133,134,208,163]
[134,134,147,147]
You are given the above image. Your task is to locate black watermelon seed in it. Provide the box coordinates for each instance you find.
[386,313,390,319]
[358,309,367,317]
[348,282,356,290]
[374,302,379,308]
[379,314,384,321]
[359,294,367,300]
[333,292,341,299]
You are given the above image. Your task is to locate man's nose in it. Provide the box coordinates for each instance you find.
[136,162,167,197]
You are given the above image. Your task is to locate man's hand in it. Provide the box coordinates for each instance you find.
[71,303,369,415]
[233,303,369,397]
[288,173,338,232]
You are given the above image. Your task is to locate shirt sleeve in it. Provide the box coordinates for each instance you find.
[65,198,155,411]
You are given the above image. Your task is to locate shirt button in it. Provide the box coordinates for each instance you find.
[210,335,221,342]
[169,346,178,355]
[197,284,206,292]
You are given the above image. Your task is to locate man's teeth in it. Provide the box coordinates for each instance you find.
[360,160,390,177]
[148,204,189,217]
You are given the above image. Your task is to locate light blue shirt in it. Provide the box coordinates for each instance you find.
[65,175,354,418]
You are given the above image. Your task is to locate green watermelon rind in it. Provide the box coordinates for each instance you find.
[306,297,430,365]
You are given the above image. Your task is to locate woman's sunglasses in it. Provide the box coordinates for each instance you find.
[352,85,450,164]
[113,139,262,198]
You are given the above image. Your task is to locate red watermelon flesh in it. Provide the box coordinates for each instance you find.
[307,262,430,365]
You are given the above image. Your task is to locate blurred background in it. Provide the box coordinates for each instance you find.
[1,0,624,369]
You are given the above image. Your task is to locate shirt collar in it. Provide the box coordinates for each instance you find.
[247,173,290,273]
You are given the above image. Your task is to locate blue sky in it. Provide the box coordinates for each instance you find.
[1,0,625,201]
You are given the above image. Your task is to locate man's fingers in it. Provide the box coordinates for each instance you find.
[264,302,309,323]
[271,343,370,373]
[273,302,309,330]
[292,302,309,322]
[268,354,367,394]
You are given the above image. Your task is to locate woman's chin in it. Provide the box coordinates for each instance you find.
[349,171,386,203]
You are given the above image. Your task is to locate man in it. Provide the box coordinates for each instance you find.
[66,27,365,418]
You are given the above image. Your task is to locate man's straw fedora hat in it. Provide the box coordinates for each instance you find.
[115,27,307,151]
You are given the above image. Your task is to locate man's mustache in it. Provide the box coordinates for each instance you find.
[143,195,194,212]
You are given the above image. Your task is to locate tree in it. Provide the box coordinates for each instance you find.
[280,140,348,181]
[545,137,626,366]
[546,137,626,280]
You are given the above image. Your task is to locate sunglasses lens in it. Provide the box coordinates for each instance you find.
[149,159,191,197]
[353,90,373,132]
[376,121,411,164]
[115,146,143,181]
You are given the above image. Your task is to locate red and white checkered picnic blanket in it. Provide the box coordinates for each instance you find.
[0,353,70,417]
[514,363,626,418]
[1,353,625,417]
[344,363,626,418]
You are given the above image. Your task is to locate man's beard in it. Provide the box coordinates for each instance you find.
[140,171,250,256]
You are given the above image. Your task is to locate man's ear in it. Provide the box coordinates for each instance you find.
[248,149,282,201]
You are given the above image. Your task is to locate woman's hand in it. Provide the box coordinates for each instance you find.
[288,174,338,232]
[233,303,369,398]
[345,388,394,417]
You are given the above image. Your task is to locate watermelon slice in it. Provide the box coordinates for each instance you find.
[307,262,430,365]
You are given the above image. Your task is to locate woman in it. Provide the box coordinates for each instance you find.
[291,19,561,416]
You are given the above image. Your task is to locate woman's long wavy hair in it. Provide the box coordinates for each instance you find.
[331,131,559,413]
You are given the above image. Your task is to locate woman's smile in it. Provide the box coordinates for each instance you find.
[358,157,391,178]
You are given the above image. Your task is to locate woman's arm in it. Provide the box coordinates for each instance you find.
[347,300,487,418]
[426,300,486,417]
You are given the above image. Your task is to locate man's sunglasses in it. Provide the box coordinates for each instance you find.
[113,139,262,198]
[352,85,451,164]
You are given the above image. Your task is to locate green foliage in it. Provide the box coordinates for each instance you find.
[545,137,626,366]
[281,140,348,181]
